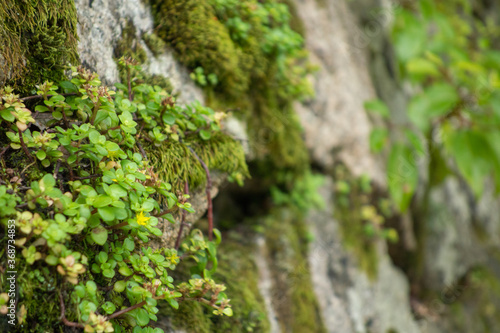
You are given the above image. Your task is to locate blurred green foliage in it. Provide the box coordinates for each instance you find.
[366,0,500,211]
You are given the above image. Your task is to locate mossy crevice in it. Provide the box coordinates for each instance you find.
[332,165,384,280]
[0,0,79,95]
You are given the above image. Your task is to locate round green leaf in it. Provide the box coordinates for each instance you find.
[91,227,108,245]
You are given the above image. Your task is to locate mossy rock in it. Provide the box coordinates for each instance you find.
[332,165,381,279]
[264,207,326,333]
[150,0,250,100]
[114,20,174,93]
[0,0,79,95]
[149,0,310,176]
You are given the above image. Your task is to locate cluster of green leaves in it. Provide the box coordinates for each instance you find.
[335,168,398,244]
[189,67,218,87]
[366,0,500,212]
[0,62,238,331]
[270,171,326,212]
[208,0,313,100]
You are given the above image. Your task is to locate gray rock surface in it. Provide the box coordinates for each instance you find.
[292,0,385,185]
[75,0,203,104]
[307,177,423,333]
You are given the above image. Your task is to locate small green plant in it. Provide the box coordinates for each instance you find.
[190,67,218,87]
[270,171,325,212]
[366,0,500,213]
[0,59,243,331]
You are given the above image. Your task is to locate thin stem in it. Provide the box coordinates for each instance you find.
[0,146,9,159]
[137,141,148,161]
[59,291,84,329]
[73,173,102,180]
[18,129,34,162]
[61,107,70,128]
[175,181,189,250]
[89,100,101,125]
[188,147,213,241]
[106,221,129,230]
[153,207,177,218]
[108,300,146,320]
[127,67,134,102]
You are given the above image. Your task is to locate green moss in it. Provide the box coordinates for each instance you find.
[333,165,379,279]
[0,0,78,95]
[441,266,500,332]
[114,20,148,64]
[149,0,311,176]
[264,208,326,333]
[150,0,250,100]
[142,33,168,57]
[247,92,309,173]
[280,0,306,36]
[166,301,212,333]
[147,132,249,194]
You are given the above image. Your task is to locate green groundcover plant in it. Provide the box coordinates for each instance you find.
[0,59,244,332]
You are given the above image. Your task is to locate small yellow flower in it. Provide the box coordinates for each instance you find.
[136,211,150,226]
[167,253,180,265]
[112,179,118,182]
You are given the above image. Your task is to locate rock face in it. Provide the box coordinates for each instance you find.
[307,177,423,333]
[292,0,385,185]
[74,0,203,104]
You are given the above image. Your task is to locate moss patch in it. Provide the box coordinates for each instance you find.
[114,20,173,93]
[147,132,249,193]
[149,0,311,176]
[332,165,382,279]
[264,207,326,333]
[0,0,78,95]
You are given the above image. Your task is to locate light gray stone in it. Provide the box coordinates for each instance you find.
[307,177,423,333]
[292,0,385,185]
[75,0,202,104]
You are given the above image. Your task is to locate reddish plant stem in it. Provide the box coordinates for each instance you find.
[127,68,134,102]
[106,221,128,230]
[153,206,177,218]
[175,181,190,250]
[89,100,101,125]
[108,300,146,320]
[188,147,213,241]
[101,125,121,135]
[61,107,70,128]
[0,146,9,159]
[59,292,84,329]
[137,141,148,161]
[18,129,34,162]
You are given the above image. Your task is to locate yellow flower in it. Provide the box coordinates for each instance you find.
[136,211,150,226]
